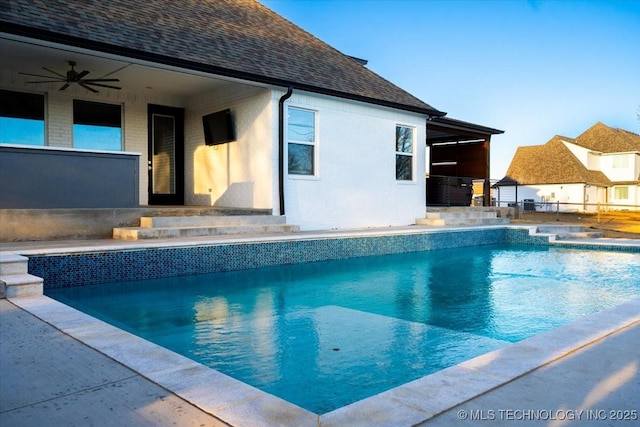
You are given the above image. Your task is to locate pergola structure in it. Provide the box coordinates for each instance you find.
[426,117,504,206]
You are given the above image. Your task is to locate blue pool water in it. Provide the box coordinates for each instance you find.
[47,244,640,414]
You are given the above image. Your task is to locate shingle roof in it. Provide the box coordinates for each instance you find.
[575,122,640,153]
[0,0,444,116]
[503,135,611,186]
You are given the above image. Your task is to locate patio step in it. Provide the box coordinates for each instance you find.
[416,208,510,226]
[0,254,43,298]
[113,215,300,240]
[535,226,604,240]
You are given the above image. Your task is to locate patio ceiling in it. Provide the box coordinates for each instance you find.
[0,36,257,98]
[427,117,503,145]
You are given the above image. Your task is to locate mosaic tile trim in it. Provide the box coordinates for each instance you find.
[30,229,507,289]
[505,228,550,245]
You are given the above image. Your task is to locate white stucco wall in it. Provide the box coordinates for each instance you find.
[600,152,638,182]
[281,90,427,230]
[185,85,274,208]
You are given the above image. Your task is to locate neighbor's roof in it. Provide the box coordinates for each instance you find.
[0,0,444,116]
[575,122,640,153]
[502,135,611,186]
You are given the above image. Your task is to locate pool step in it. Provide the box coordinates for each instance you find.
[0,254,44,298]
[535,226,604,240]
[416,208,510,226]
[113,215,300,240]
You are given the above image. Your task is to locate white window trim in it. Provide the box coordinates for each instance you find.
[395,124,416,183]
[287,106,319,179]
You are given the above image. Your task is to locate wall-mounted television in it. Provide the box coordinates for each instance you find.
[202,109,235,145]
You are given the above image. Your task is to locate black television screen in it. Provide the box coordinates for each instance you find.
[203,109,235,145]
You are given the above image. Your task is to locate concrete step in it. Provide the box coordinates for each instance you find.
[0,273,44,298]
[113,222,300,240]
[555,231,605,240]
[416,217,510,226]
[425,211,499,220]
[418,207,509,227]
[426,207,499,212]
[529,225,606,242]
[140,215,286,228]
[0,254,29,275]
[537,225,586,234]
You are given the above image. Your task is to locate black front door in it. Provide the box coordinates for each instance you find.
[148,104,184,205]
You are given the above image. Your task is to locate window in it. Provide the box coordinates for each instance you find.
[73,100,122,150]
[0,89,45,146]
[395,125,414,181]
[287,107,315,175]
[614,186,628,200]
[612,155,629,169]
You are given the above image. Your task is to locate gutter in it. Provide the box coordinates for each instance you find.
[278,87,293,216]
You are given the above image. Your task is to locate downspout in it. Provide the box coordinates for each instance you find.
[278,86,293,216]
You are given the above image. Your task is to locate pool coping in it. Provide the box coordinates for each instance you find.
[8,295,640,426]
[3,225,640,425]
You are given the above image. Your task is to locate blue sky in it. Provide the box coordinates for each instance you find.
[260,0,640,179]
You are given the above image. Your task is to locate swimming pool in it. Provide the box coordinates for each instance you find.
[47,243,640,414]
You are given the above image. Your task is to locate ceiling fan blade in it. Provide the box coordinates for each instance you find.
[19,72,65,79]
[79,82,99,93]
[42,67,66,78]
[59,83,70,91]
[83,82,122,90]
[82,78,120,83]
[76,70,90,79]
[25,80,65,84]
[98,63,131,79]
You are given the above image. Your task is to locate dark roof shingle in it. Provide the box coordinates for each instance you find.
[0,0,443,115]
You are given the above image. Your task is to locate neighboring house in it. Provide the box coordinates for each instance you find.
[0,0,496,230]
[495,122,640,212]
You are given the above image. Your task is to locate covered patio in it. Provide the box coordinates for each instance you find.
[426,117,504,206]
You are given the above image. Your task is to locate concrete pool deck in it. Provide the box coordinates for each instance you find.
[1,225,640,426]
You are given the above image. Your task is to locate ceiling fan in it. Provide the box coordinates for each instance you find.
[20,61,122,93]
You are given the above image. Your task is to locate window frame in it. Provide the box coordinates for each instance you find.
[73,99,123,151]
[611,155,629,169]
[395,124,415,182]
[0,89,46,147]
[287,106,317,178]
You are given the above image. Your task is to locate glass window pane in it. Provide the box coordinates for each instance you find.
[74,100,121,127]
[288,108,315,143]
[614,187,628,199]
[73,100,122,151]
[0,90,45,146]
[288,143,314,175]
[153,115,176,194]
[396,154,412,180]
[396,126,413,153]
[0,117,45,146]
[73,125,122,151]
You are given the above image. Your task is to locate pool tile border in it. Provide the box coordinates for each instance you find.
[28,227,507,289]
[25,226,639,291]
